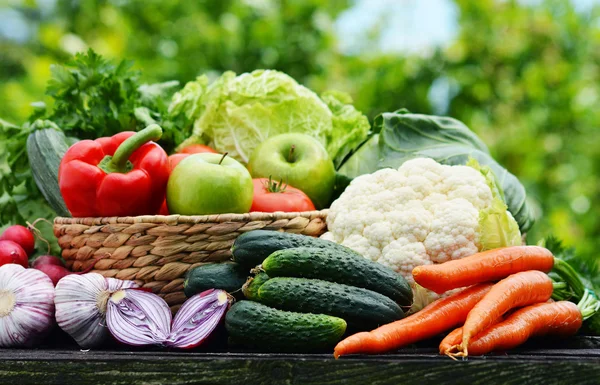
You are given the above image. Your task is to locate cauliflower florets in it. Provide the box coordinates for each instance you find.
[323,158,520,286]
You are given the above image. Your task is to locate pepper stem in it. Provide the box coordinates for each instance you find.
[99,124,163,174]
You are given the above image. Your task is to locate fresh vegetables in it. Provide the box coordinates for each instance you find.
[250,178,315,213]
[413,246,555,294]
[58,124,169,217]
[262,247,412,307]
[0,264,55,347]
[337,110,534,232]
[183,262,248,298]
[442,300,592,356]
[167,153,254,215]
[333,283,494,358]
[248,133,336,209]
[451,270,554,357]
[322,157,521,300]
[55,273,138,348]
[248,276,405,330]
[26,128,72,217]
[106,288,232,348]
[172,70,370,167]
[232,230,358,268]
[0,241,29,268]
[225,300,347,352]
[0,225,35,256]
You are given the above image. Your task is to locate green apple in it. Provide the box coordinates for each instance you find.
[167,153,253,215]
[248,133,335,209]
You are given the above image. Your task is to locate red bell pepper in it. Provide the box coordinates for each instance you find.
[58,124,170,217]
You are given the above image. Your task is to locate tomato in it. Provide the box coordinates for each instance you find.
[250,178,315,213]
[168,154,189,171]
[178,144,217,154]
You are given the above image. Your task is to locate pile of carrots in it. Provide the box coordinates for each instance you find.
[333,246,600,359]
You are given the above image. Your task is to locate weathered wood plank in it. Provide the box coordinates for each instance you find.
[0,349,599,385]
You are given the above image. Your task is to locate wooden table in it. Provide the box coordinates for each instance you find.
[1,335,599,385]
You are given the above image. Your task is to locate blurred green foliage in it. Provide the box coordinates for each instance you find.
[0,0,598,260]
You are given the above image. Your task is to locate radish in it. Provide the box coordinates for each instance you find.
[0,240,29,267]
[32,255,66,269]
[35,263,74,286]
[33,255,98,286]
[0,225,35,256]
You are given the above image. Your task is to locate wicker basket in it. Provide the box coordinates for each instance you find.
[53,211,328,312]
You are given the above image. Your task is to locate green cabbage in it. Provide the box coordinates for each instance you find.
[170,70,370,167]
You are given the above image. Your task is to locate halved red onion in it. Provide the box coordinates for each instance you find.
[166,289,232,349]
[106,289,171,346]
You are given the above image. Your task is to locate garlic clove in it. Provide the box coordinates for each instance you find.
[166,289,232,349]
[55,273,138,348]
[106,289,172,346]
[0,264,55,347]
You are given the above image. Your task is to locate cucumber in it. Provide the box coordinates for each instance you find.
[231,230,358,268]
[26,128,72,217]
[241,271,270,301]
[262,247,412,307]
[183,262,248,298]
[255,277,405,330]
[225,301,346,352]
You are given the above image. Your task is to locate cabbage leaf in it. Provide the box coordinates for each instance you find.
[171,70,370,167]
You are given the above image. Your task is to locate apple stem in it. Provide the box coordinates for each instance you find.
[219,152,228,165]
[288,145,296,163]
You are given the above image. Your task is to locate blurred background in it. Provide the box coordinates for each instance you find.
[1,0,598,259]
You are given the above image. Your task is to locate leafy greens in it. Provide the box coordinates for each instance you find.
[172,70,370,167]
[338,109,535,232]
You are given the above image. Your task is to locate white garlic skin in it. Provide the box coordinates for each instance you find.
[0,264,55,347]
[55,273,138,348]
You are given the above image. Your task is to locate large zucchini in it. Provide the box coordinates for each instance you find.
[231,230,358,268]
[26,129,71,217]
[262,247,413,307]
[253,277,405,330]
[225,301,346,352]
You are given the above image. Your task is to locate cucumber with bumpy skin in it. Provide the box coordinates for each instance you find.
[225,301,346,352]
[255,277,405,330]
[183,262,248,298]
[231,230,358,268]
[262,247,412,307]
[241,271,270,301]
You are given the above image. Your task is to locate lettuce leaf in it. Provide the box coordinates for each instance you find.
[171,70,370,166]
[338,109,535,233]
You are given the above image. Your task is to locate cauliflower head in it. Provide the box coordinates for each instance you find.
[322,157,521,285]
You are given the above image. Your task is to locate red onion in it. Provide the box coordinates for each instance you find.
[106,289,232,348]
[166,289,231,349]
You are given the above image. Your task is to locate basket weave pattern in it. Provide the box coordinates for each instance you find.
[54,211,328,312]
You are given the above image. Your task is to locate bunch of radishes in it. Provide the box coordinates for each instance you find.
[0,225,73,285]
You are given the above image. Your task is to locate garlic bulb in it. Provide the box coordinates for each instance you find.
[55,273,137,348]
[0,264,55,347]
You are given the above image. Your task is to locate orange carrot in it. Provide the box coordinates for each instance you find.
[452,270,554,357]
[412,246,554,294]
[439,327,463,355]
[446,301,582,356]
[333,283,494,358]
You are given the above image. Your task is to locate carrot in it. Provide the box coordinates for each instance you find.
[412,246,554,294]
[333,283,494,358]
[447,301,582,356]
[439,327,463,355]
[451,270,554,357]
